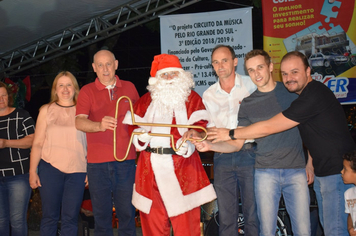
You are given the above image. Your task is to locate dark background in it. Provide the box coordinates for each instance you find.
[13,0,263,120]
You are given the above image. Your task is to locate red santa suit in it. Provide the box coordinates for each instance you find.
[123,91,216,236]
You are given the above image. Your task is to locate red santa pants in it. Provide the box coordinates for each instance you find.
[139,178,201,236]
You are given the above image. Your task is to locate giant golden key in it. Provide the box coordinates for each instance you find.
[114,96,207,161]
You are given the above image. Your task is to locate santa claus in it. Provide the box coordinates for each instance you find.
[123,54,216,236]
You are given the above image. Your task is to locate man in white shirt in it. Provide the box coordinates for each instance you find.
[202,45,258,235]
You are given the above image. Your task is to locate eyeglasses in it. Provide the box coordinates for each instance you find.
[160,71,180,79]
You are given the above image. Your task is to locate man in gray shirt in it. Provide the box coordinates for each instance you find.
[192,49,312,236]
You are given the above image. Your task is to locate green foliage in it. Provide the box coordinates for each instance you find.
[251,0,262,8]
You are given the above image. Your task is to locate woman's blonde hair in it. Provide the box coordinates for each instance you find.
[50,71,80,104]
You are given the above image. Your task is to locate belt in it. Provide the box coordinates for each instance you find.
[145,146,175,155]
[243,142,256,150]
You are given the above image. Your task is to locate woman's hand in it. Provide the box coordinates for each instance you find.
[29,172,41,189]
[85,175,89,187]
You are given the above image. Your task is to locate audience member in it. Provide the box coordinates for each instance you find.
[123,54,216,236]
[187,44,259,235]
[29,71,87,236]
[209,51,356,235]
[342,150,356,236]
[75,49,139,236]
[0,81,35,236]
[192,49,311,235]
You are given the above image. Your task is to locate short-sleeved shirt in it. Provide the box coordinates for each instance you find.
[203,73,256,129]
[41,103,87,173]
[283,80,356,176]
[76,76,139,163]
[0,108,35,177]
[239,82,305,169]
[345,186,356,227]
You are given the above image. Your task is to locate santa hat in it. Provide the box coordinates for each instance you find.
[149,54,184,85]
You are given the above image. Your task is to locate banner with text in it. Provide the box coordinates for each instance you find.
[263,0,356,104]
[160,8,253,96]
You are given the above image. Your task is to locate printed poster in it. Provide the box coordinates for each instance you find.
[160,8,253,96]
[263,0,356,104]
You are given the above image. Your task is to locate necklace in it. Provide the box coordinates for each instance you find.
[55,102,75,108]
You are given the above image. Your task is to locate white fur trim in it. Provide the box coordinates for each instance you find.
[188,110,210,126]
[174,107,189,135]
[148,77,158,85]
[175,109,210,136]
[132,184,152,214]
[151,153,216,217]
[156,68,184,78]
[122,111,133,125]
[122,113,149,151]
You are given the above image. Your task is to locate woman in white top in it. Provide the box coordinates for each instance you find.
[29,71,87,236]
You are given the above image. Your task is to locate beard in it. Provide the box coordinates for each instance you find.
[147,71,195,117]
[284,80,303,94]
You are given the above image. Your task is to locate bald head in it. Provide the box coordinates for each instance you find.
[92,50,118,86]
[93,50,116,62]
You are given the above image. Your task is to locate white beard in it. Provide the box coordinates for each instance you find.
[147,71,195,118]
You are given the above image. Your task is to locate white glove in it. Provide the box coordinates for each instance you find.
[176,142,189,156]
[175,138,195,157]
[138,132,152,143]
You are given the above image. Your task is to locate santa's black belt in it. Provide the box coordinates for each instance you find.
[145,146,175,155]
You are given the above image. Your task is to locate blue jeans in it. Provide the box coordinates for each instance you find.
[314,174,352,236]
[87,160,136,236]
[38,160,86,236]
[255,168,310,236]
[213,147,259,236]
[0,173,31,236]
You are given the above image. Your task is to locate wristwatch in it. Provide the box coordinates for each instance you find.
[229,129,236,140]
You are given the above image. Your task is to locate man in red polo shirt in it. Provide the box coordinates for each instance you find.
[75,49,139,236]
